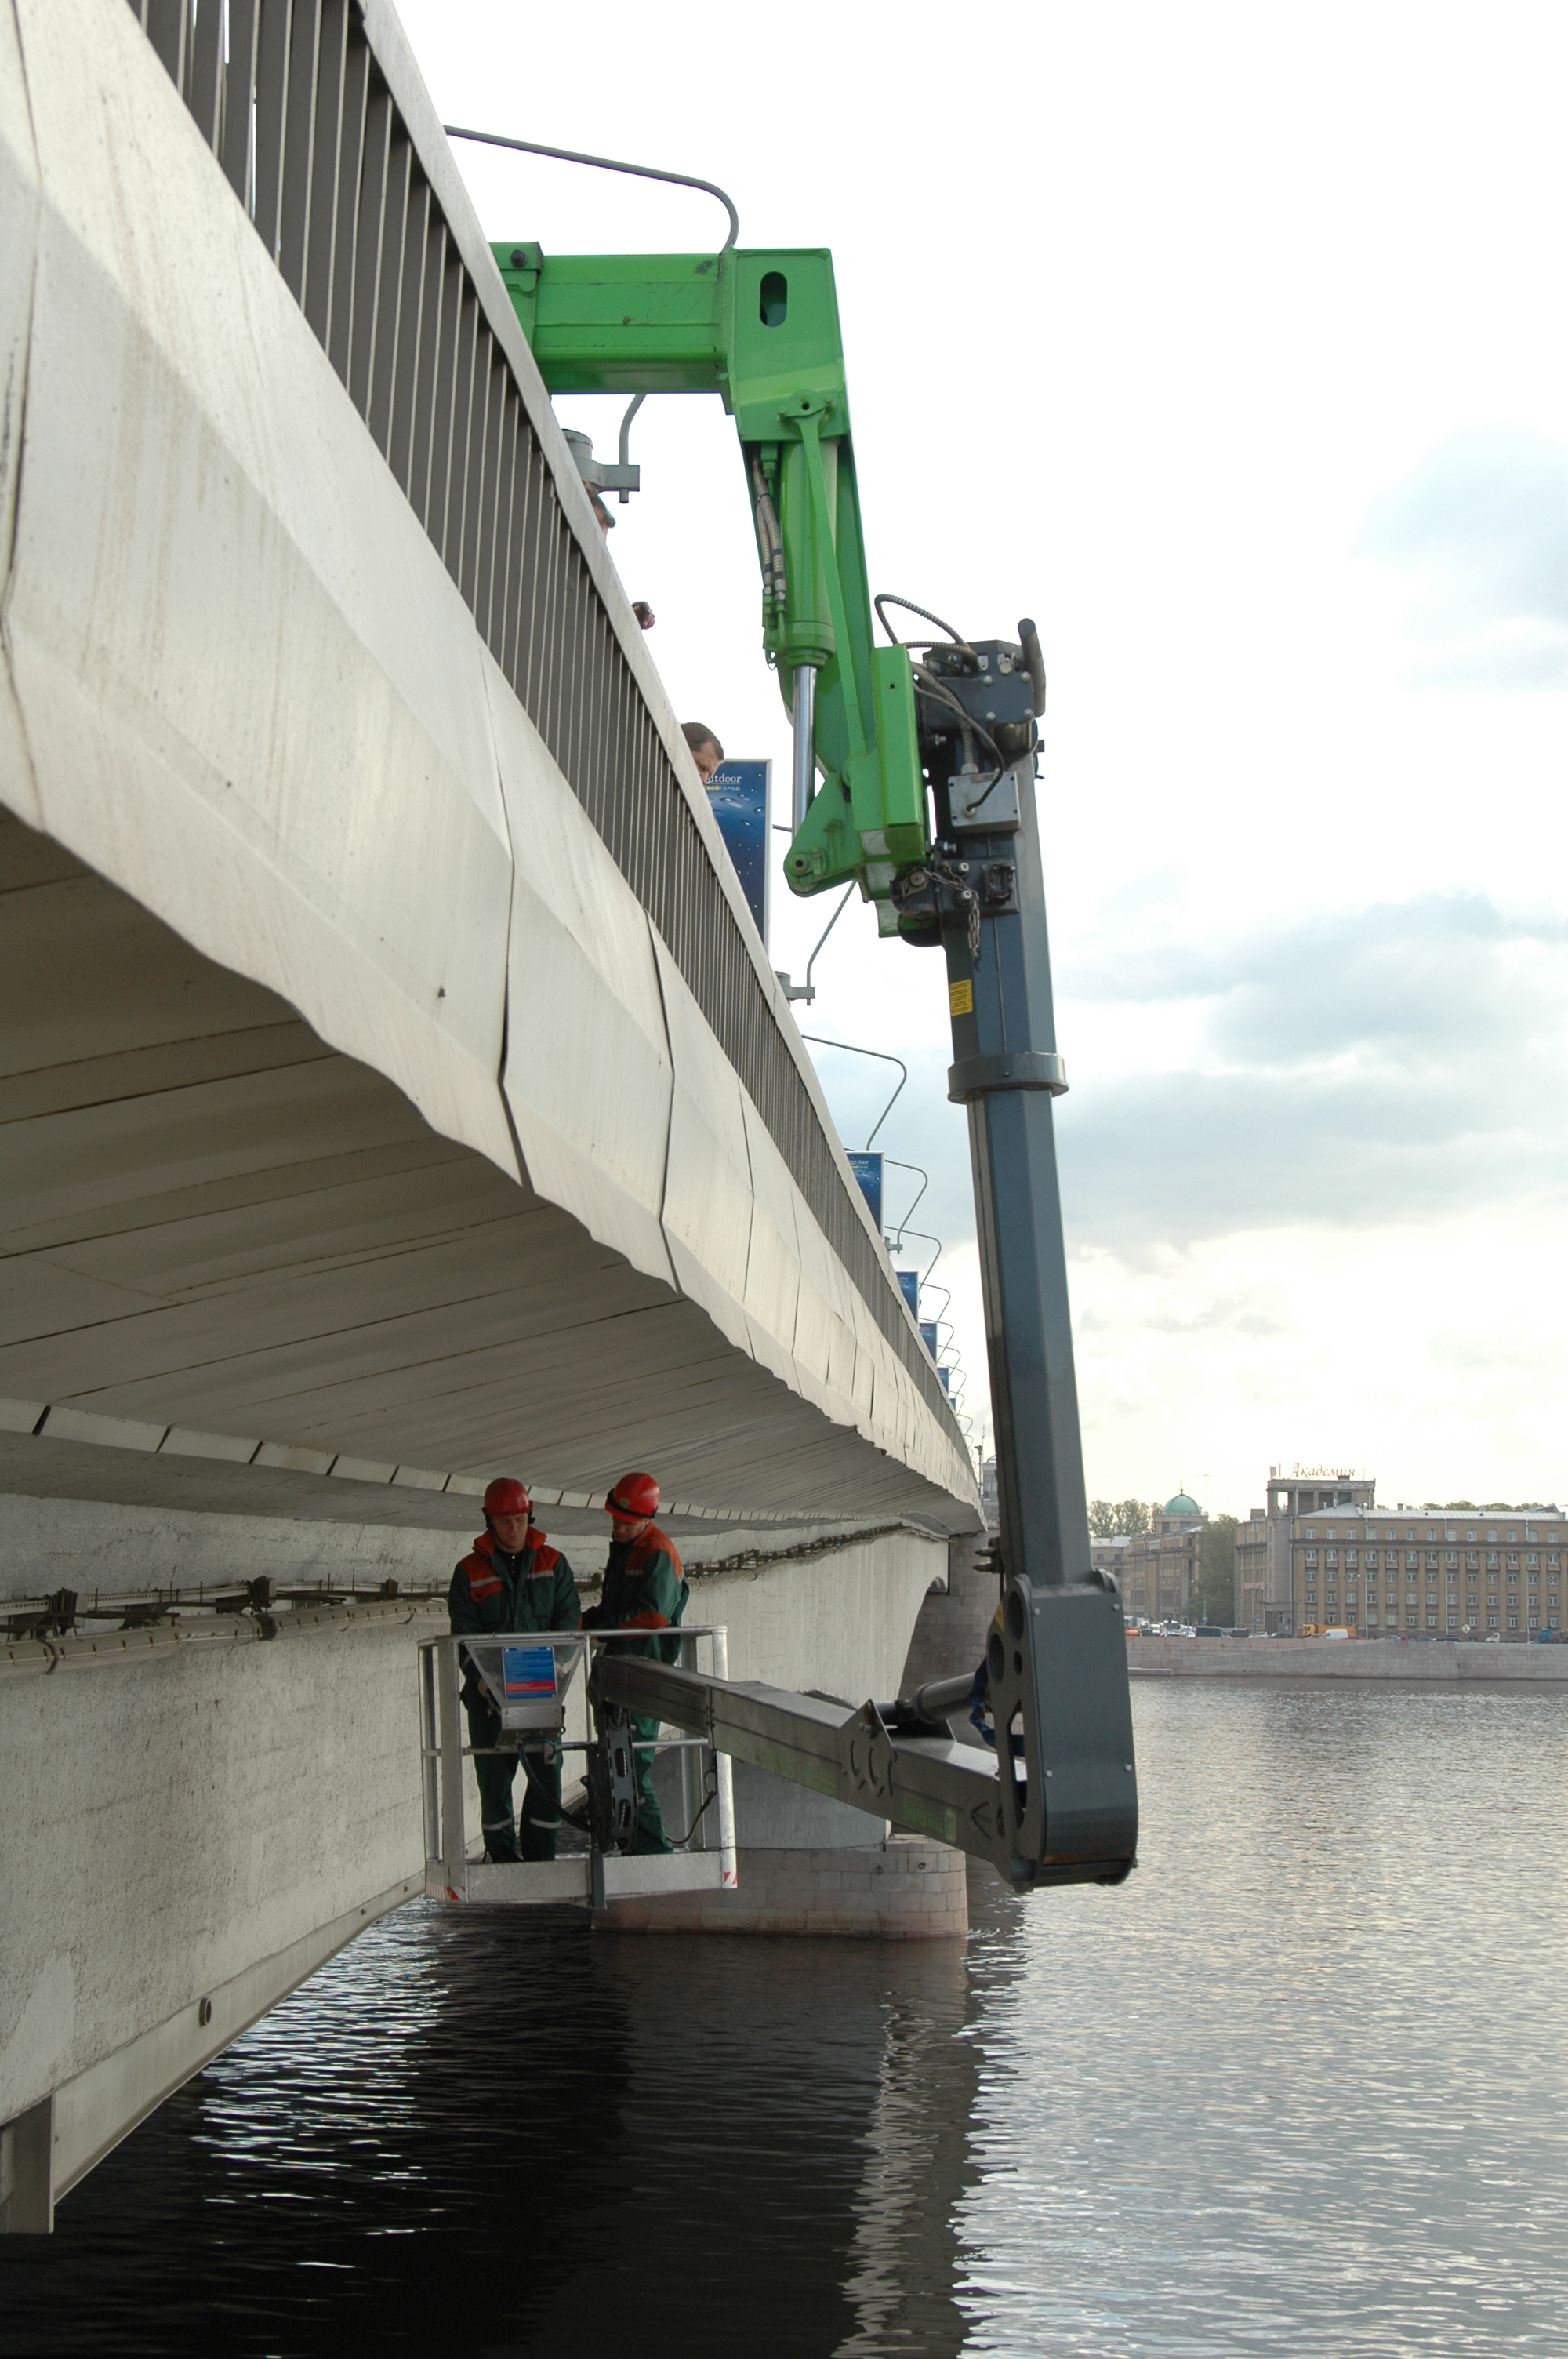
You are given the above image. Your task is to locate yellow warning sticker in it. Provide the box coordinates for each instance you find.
[949,978,975,1016]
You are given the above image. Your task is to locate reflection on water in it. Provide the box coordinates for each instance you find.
[3,1683,1565,2355]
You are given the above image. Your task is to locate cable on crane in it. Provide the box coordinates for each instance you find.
[873,593,974,652]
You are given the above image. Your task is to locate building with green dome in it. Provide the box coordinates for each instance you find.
[1091,1490,1206,1622]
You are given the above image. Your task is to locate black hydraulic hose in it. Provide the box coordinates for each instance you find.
[443,126,740,252]
[750,454,788,611]
[874,592,975,653]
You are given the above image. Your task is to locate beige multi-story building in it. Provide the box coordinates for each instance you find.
[1235,1466,1375,1632]
[1092,1492,1204,1623]
[1294,1507,1564,1639]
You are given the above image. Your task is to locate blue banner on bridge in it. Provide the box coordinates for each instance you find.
[846,1150,883,1230]
[706,761,771,943]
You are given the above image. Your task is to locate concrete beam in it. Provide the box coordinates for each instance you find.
[0,1,975,1525]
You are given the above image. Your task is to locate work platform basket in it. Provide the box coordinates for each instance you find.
[418,1626,738,1907]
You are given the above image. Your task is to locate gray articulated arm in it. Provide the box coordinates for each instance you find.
[593,1573,1136,1888]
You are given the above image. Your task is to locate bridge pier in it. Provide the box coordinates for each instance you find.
[2,1476,954,2221]
[600,1541,974,1941]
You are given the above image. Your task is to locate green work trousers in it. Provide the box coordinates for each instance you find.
[630,1712,671,1855]
[466,1699,563,1863]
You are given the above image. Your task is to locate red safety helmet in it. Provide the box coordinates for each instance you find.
[605,1471,660,1520]
[484,1477,532,1521]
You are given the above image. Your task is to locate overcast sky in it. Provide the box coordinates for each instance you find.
[401,0,1568,1518]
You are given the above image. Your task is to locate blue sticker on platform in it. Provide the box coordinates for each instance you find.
[503,1645,557,1699]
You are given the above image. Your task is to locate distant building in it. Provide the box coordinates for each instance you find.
[1234,1466,1375,1632]
[1231,1469,1566,1639]
[1094,1492,1205,1622]
[1294,1505,1564,1640]
[980,1458,999,1530]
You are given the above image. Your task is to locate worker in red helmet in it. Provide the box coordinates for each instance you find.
[583,1472,689,1854]
[448,1478,582,1863]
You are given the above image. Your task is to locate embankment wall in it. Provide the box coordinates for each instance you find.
[1128,1636,1568,1682]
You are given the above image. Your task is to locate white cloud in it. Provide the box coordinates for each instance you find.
[403,0,1568,1508]
[1071,1205,1568,1514]
[1055,892,1568,1243]
[1353,427,1568,689]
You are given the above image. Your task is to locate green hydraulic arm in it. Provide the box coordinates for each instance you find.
[448,148,1139,1894]
[492,238,925,919]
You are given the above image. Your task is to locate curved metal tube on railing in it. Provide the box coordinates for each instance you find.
[800,1036,908,1150]
[442,126,741,251]
[881,1156,927,1238]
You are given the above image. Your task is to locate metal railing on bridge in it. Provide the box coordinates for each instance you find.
[125,0,953,1430]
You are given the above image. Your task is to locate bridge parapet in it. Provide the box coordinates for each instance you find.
[0,0,975,1515]
[111,0,951,1430]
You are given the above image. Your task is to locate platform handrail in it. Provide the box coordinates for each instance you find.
[418,1625,736,1899]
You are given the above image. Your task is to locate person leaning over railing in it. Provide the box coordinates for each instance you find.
[681,721,724,783]
[582,1472,689,1855]
[448,1478,582,1863]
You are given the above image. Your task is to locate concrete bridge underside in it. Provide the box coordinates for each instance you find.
[0,0,980,2232]
[0,0,974,1528]
[0,0,983,2227]
[0,809,964,1527]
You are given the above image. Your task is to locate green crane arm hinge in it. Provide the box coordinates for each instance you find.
[494,241,927,926]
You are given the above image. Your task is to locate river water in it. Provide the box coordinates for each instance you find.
[4,1681,1566,2357]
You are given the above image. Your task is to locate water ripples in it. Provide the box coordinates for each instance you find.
[2,1681,1563,2355]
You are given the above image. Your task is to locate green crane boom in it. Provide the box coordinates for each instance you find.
[494,241,926,920]
[483,214,1140,1896]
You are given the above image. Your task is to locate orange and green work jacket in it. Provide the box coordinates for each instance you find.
[589,1523,689,1663]
[448,1527,582,1637]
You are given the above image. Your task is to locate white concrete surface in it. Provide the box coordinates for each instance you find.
[0,1600,441,2205]
[684,1529,944,1701]
[0,0,979,2229]
[1,1517,945,2219]
[0,0,975,1527]
[601,1836,970,1940]
[0,812,969,1523]
[0,1453,898,1603]
[0,1489,463,1603]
